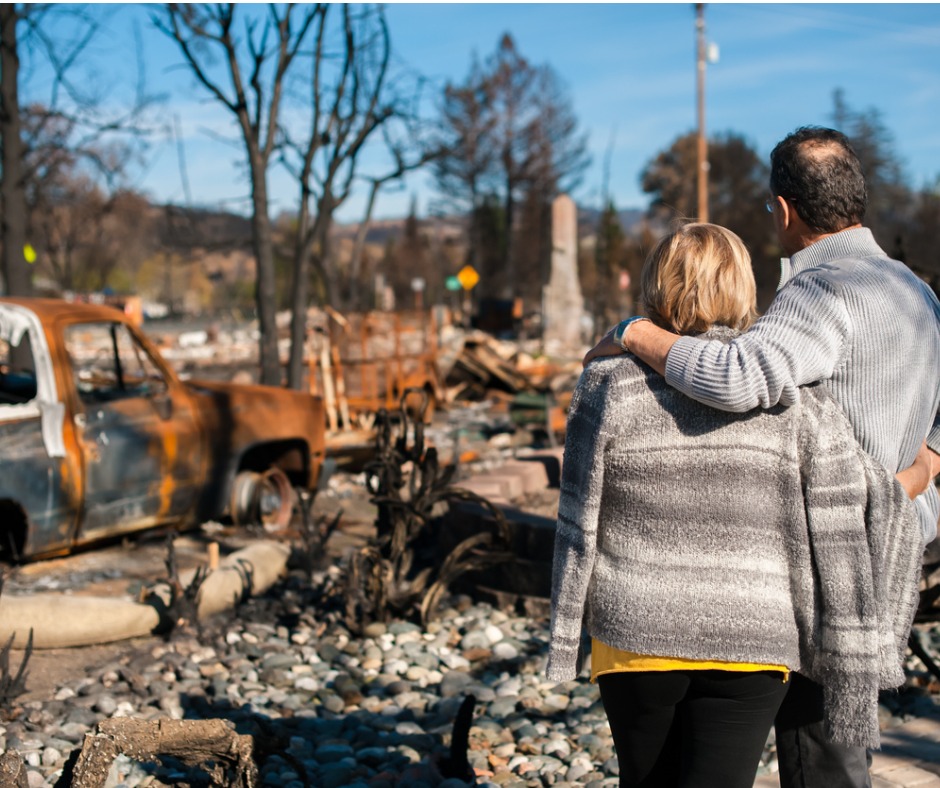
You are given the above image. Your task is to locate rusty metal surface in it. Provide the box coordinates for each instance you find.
[0,298,326,560]
[185,377,326,516]
[0,296,129,321]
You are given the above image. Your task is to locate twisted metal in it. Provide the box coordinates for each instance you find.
[345,388,512,633]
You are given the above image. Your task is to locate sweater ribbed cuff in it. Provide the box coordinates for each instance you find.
[928,423,940,455]
[914,488,940,547]
[545,648,578,682]
[664,336,701,390]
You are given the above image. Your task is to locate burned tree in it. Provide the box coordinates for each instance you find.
[433,34,590,303]
[1,5,154,297]
[431,56,498,277]
[278,3,390,390]
[0,4,27,297]
[154,4,319,386]
[344,92,443,315]
[30,173,155,293]
[279,4,439,389]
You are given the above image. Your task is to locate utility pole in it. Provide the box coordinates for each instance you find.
[695,3,709,223]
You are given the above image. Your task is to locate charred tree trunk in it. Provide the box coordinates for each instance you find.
[69,718,257,788]
[502,170,515,299]
[0,7,30,297]
[248,159,280,387]
[287,194,332,391]
[287,189,314,391]
[156,5,320,389]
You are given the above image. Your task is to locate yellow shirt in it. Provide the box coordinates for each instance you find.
[591,639,790,682]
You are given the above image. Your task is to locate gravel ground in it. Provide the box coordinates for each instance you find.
[3,556,940,787]
[2,459,939,787]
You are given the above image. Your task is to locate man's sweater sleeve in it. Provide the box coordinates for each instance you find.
[913,486,939,547]
[929,407,940,455]
[664,272,849,412]
[546,365,613,681]
[921,351,940,546]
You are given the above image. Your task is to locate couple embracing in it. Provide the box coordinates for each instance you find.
[548,127,940,788]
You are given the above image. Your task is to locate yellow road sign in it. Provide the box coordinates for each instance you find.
[457,265,480,291]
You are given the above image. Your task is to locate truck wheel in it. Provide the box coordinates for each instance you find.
[230,468,294,530]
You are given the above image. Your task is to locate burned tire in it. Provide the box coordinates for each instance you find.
[229,468,294,530]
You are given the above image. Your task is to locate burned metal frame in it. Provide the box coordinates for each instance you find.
[308,309,443,433]
[344,387,512,632]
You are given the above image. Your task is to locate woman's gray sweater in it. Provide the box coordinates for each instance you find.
[547,337,922,748]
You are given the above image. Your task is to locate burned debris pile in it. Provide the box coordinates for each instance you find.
[307,309,445,434]
[441,332,580,447]
[150,308,581,435]
[444,333,537,402]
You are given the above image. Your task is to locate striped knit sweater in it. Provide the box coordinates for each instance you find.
[664,228,940,545]
[546,336,922,748]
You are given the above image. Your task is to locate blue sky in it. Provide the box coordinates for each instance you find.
[23,3,940,223]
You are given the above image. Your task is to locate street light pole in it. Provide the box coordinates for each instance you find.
[696,3,709,223]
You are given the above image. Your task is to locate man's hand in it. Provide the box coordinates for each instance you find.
[897,441,940,500]
[584,319,680,375]
[582,326,623,367]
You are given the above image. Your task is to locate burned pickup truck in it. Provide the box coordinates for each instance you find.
[0,298,326,561]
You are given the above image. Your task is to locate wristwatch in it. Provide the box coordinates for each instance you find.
[612,316,650,351]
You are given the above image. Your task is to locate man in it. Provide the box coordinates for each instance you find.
[585,126,940,787]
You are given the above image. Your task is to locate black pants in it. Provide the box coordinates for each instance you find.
[598,670,788,788]
[774,673,872,788]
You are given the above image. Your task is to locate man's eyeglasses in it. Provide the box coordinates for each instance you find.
[765,198,776,214]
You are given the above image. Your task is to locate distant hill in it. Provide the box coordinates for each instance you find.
[154,201,650,253]
[333,204,648,243]
[156,204,253,250]
[576,207,647,236]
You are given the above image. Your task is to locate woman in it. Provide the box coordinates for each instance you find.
[547,223,922,788]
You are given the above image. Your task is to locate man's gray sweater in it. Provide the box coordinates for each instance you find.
[547,343,922,748]
[663,228,940,544]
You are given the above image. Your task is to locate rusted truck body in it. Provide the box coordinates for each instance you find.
[0,298,325,560]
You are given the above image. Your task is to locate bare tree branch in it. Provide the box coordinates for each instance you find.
[154,2,322,385]
[2,5,161,296]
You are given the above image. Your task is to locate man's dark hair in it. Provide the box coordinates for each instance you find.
[770,126,867,234]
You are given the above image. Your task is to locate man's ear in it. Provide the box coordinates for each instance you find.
[775,195,792,230]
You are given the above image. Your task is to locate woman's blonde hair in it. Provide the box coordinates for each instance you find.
[640,222,758,335]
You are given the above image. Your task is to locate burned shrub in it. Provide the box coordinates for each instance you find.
[0,573,31,714]
[344,389,512,633]
[154,536,212,642]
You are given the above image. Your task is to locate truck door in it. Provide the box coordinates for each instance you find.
[0,307,76,558]
[64,321,203,543]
